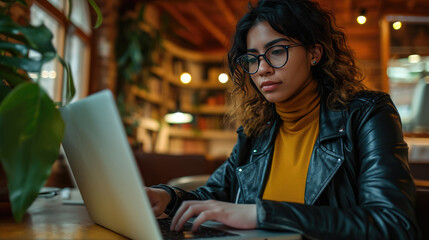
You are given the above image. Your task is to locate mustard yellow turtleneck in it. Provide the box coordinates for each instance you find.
[262,79,320,203]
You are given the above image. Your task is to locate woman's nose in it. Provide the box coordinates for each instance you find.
[257,57,273,75]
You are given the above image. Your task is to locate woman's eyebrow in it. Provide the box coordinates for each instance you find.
[246,38,291,52]
[264,38,290,48]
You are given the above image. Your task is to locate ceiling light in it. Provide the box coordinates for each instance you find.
[164,97,193,124]
[357,16,366,24]
[180,72,191,84]
[392,21,402,30]
[164,111,193,124]
[218,73,229,83]
[357,9,367,25]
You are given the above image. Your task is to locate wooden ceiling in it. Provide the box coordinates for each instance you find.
[135,0,429,54]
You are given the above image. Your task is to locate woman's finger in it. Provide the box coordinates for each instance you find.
[145,187,171,217]
[170,200,257,231]
[191,209,218,231]
[171,201,208,231]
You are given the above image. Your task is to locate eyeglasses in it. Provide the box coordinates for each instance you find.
[237,44,302,74]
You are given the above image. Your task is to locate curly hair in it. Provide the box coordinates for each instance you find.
[226,0,367,137]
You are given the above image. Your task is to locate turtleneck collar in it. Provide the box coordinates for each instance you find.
[275,79,320,131]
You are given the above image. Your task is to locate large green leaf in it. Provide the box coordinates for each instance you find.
[0,14,57,87]
[0,81,11,102]
[0,40,29,56]
[0,56,43,73]
[0,65,29,86]
[0,83,64,222]
[0,15,56,54]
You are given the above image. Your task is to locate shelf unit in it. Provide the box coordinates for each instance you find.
[126,43,237,158]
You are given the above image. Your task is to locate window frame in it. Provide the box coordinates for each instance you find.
[32,0,92,102]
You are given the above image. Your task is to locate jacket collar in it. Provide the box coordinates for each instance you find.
[252,91,347,154]
[269,91,347,142]
[240,90,349,204]
[249,114,280,156]
[266,91,348,205]
[318,97,347,141]
[304,91,348,204]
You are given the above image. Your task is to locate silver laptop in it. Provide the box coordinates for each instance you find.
[60,89,301,240]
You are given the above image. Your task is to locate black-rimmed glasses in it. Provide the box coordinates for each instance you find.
[237,44,302,74]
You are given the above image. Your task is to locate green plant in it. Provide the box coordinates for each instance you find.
[115,3,161,139]
[116,4,161,92]
[0,0,101,222]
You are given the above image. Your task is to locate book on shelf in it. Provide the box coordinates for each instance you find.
[197,116,207,130]
[168,138,208,155]
[208,138,236,159]
[205,92,225,106]
[147,76,162,95]
[139,101,160,119]
[168,138,185,155]
[183,139,208,155]
[208,66,224,83]
[180,89,193,107]
[195,115,226,130]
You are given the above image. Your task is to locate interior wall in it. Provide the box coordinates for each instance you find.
[87,0,429,97]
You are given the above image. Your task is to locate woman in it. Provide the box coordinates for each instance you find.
[147,0,420,239]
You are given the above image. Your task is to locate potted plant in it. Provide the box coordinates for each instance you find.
[0,0,101,222]
[115,3,161,143]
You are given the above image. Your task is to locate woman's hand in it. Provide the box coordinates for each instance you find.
[145,187,171,217]
[170,200,257,232]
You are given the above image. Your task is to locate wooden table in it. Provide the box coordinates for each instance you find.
[2,180,427,240]
[0,196,126,240]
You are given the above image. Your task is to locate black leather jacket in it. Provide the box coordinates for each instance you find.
[158,91,420,240]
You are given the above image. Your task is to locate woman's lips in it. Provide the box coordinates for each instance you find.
[260,81,281,91]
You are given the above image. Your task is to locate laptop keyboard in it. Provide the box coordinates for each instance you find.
[158,218,238,239]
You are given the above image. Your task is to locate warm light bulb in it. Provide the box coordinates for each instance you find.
[180,72,192,84]
[408,54,421,64]
[218,73,229,83]
[392,21,402,30]
[357,15,366,25]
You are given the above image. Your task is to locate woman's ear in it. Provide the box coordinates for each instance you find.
[309,44,323,66]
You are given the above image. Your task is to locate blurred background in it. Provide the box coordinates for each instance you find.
[13,0,429,185]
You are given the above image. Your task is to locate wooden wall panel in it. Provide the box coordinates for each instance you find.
[88,0,120,95]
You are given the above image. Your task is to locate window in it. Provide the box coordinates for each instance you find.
[385,15,429,133]
[30,0,91,103]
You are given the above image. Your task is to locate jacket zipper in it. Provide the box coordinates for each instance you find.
[235,187,241,204]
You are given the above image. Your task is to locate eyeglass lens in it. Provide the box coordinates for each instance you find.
[239,45,289,74]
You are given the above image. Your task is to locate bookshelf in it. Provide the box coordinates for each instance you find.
[127,42,237,158]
